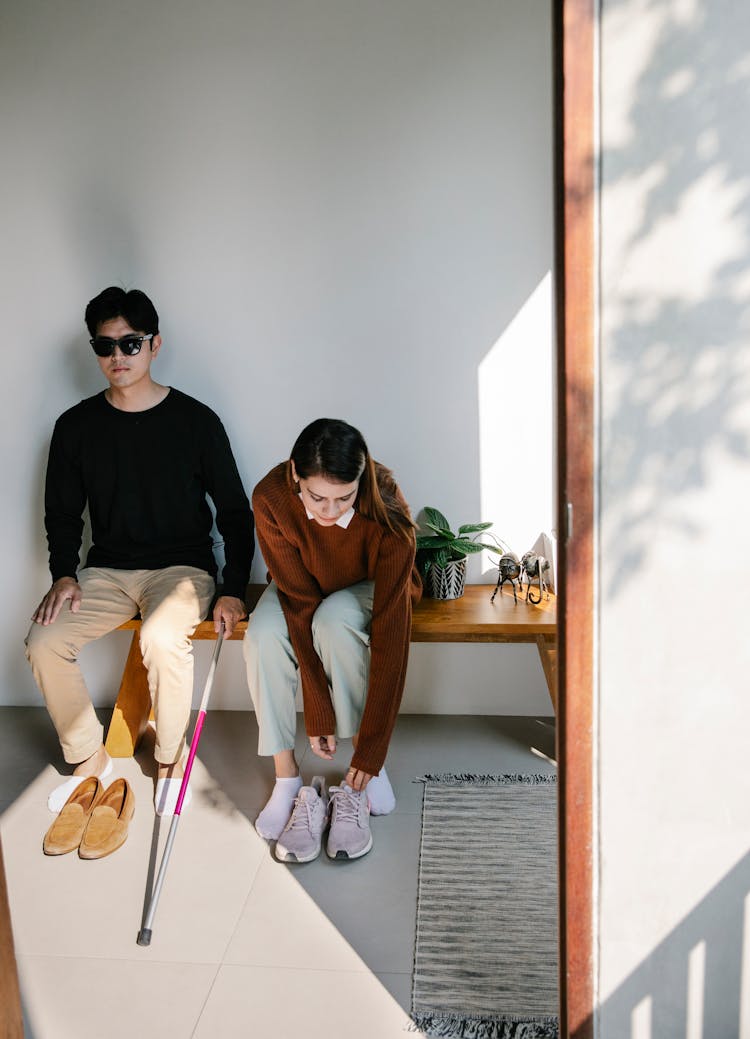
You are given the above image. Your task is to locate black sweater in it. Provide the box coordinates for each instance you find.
[44,389,253,600]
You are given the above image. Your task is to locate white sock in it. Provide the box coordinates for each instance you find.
[47,755,113,813]
[155,777,192,816]
[255,776,303,839]
[366,766,396,816]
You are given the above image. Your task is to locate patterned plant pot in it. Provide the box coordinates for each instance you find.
[426,557,467,600]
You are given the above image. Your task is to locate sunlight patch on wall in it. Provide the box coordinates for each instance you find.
[477,272,554,573]
[686,940,706,1039]
[631,995,653,1039]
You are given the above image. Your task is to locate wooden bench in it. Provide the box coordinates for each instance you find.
[104,583,557,757]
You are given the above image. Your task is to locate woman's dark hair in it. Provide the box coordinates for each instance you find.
[289,418,414,541]
[85,286,159,338]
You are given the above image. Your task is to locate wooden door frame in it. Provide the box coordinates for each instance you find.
[555,0,597,1036]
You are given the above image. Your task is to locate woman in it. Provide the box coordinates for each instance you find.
[244,418,421,861]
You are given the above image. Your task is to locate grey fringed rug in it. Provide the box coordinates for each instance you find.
[411,774,559,1039]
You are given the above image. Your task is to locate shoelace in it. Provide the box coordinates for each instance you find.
[286,791,322,831]
[331,786,362,824]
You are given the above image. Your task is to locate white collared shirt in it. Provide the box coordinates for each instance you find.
[302,502,356,529]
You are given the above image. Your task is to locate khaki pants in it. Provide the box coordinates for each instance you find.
[25,566,214,764]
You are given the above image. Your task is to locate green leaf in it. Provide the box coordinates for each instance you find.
[457,522,493,535]
[424,507,452,532]
[425,522,455,538]
[434,547,451,568]
[450,539,486,556]
[454,539,503,556]
[416,534,454,550]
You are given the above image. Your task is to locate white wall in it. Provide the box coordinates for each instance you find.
[1,0,553,715]
[598,0,750,1034]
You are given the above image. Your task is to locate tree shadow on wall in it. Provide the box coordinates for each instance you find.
[601,0,750,602]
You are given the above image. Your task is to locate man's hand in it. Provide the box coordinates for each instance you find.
[213,595,246,638]
[32,577,82,626]
[309,734,336,760]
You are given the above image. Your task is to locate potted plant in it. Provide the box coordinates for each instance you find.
[416,507,504,599]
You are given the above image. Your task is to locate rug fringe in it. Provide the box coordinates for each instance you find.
[409,1010,559,1037]
[415,773,557,785]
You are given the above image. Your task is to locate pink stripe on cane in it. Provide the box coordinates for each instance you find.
[175,710,206,815]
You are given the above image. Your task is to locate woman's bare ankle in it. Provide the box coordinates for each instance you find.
[273,749,299,779]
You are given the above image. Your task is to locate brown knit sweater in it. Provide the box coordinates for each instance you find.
[252,462,421,775]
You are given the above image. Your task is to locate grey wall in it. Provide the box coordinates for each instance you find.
[598,0,750,1034]
[1,0,553,714]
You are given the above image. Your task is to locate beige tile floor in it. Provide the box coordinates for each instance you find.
[1,708,556,1039]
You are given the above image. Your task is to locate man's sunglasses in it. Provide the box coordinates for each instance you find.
[90,334,154,357]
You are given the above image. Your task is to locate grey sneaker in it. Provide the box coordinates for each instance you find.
[326,784,373,860]
[275,777,328,863]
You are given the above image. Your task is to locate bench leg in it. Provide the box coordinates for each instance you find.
[535,634,558,714]
[105,630,153,758]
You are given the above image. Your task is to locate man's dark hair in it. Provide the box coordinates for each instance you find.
[85,286,160,338]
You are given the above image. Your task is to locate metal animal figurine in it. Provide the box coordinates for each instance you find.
[490,552,522,604]
[520,551,551,605]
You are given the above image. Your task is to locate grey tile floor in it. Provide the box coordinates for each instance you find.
[1,708,556,1039]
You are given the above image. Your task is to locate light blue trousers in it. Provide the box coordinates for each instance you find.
[243,580,374,756]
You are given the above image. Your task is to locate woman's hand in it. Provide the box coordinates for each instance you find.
[345,766,373,792]
[309,735,336,760]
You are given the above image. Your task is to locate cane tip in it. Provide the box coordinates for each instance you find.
[137,928,152,947]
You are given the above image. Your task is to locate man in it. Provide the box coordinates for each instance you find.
[26,286,253,815]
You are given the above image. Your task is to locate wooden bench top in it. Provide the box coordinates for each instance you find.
[116,582,556,643]
[107,582,558,757]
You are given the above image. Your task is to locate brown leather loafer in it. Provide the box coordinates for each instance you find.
[43,777,103,856]
[78,778,135,860]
